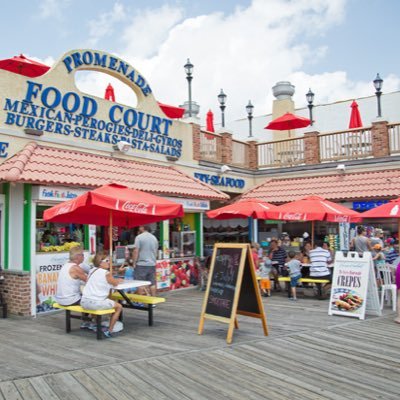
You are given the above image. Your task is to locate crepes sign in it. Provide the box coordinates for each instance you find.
[329,251,381,320]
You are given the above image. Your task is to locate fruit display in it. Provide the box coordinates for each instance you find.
[40,241,81,252]
[170,259,199,290]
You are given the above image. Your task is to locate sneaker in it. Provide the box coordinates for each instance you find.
[133,302,145,308]
[289,297,297,301]
[90,324,108,332]
[150,304,157,308]
[80,321,91,329]
[103,330,113,338]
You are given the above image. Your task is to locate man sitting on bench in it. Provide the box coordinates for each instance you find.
[55,246,88,327]
[309,240,332,293]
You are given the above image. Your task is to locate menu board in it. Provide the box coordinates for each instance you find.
[205,247,242,318]
[198,243,268,344]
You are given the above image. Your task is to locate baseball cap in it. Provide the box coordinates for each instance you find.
[375,228,383,235]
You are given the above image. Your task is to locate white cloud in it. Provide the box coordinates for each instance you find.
[87,2,126,47]
[61,0,400,131]
[38,0,70,19]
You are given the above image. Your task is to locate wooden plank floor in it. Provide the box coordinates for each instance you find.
[0,288,399,399]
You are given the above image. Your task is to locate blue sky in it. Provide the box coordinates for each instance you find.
[0,0,398,123]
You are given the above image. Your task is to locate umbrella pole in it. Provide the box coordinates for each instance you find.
[109,211,113,274]
[311,221,315,247]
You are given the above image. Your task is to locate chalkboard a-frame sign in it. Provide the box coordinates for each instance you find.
[198,243,268,344]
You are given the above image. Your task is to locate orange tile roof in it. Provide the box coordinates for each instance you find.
[240,169,400,203]
[0,142,229,200]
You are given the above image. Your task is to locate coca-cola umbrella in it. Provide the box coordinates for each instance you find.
[267,195,362,244]
[44,183,184,271]
[362,198,400,239]
[0,54,50,78]
[348,100,363,129]
[265,112,311,138]
[206,198,279,220]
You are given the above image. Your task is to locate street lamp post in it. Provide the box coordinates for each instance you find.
[306,88,314,125]
[373,73,383,118]
[246,100,254,138]
[218,89,227,128]
[184,58,194,117]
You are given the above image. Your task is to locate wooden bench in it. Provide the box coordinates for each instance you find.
[278,277,330,299]
[110,293,165,326]
[53,303,115,340]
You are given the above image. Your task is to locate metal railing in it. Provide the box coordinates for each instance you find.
[388,123,400,155]
[258,137,305,168]
[199,131,223,163]
[319,127,372,162]
[231,140,249,167]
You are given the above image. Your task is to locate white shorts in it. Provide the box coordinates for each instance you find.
[81,298,115,310]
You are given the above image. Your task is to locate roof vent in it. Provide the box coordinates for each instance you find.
[272,81,295,100]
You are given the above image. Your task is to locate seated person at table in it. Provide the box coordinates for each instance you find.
[268,239,288,291]
[309,240,332,290]
[258,255,272,297]
[81,252,124,338]
[286,251,302,301]
[55,246,87,306]
[372,244,386,287]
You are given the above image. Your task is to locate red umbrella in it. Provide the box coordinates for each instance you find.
[362,198,400,237]
[157,102,185,119]
[264,112,311,131]
[206,110,215,133]
[348,100,363,129]
[268,196,362,223]
[267,195,362,245]
[105,83,116,102]
[207,199,279,220]
[44,183,184,270]
[0,54,50,78]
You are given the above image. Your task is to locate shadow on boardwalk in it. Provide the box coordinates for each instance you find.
[0,289,399,399]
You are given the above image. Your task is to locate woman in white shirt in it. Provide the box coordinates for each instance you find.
[81,252,123,338]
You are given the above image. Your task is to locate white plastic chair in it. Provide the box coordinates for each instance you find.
[377,264,397,311]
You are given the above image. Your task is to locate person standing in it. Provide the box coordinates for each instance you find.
[133,225,159,296]
[370,228,384,248]
[268,239,288,291]
[350,226,372,254]
[286,251,302,301]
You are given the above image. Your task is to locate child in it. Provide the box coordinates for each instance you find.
[373,243,386,287]
[286,251,302,301]
[258,255,272,297]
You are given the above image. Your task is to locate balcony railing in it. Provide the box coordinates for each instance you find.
[319,127,372,162]
[388,123,400,155]
[199,131,223,163]
[196,121,400,170]
[258,137,305,168]
[231,139,249,167]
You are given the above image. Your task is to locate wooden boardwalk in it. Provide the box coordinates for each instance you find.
[0,289,399,399]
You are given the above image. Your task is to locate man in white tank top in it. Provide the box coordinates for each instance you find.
[55,246,87,306]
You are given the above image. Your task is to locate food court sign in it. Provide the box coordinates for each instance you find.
[1,50,182,158]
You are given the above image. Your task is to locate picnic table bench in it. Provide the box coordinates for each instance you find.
[53,303,115,340]
[110,293,165,326]
[278,277,330,299]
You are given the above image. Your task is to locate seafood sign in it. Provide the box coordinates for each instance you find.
[329,251,381,320]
